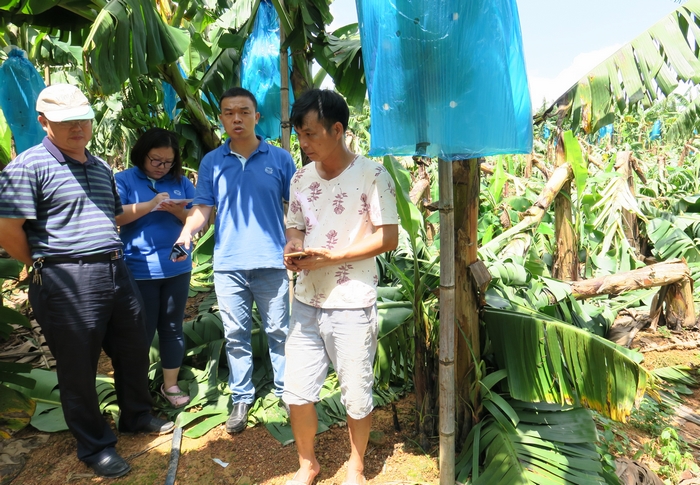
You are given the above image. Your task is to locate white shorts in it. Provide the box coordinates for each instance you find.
[282,299,378,420]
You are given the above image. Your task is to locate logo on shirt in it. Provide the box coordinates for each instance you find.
[174,190,182,196]
[265,167,274,175]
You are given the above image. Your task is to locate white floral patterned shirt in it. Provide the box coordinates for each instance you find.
[287,156,398,308]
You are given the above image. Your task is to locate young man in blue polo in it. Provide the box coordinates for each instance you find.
[176,87,296,433]
[0,84,173,478]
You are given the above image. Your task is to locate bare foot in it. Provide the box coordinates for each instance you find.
[288,462,320,485]
[343,469,366,485]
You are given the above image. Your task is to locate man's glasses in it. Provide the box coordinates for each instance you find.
[147,155,174,169]
[56,119,92,128]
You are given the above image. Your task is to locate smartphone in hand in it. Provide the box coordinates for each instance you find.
[170,243,188,262]
[284,251,308,259]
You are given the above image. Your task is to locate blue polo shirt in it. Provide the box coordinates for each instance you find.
[115,167,195,279]
[193,137,296,271]
[0,137,123,258]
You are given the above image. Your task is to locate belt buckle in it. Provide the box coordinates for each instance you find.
[110,250,122,261]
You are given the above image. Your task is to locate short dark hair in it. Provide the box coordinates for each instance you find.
[219,87,257,110]
[130,128,183,179]
[290,89,349,132]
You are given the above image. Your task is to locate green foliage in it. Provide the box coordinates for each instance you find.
[0,383,35,439]
[482,307,649,422]
[189,225,215,293]
[457,398,614,484]
[84,0,187,95]
[539,0,700,135]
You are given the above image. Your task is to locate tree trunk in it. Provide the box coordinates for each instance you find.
[615,151,640,254]
[569,259,692,300]
[159,63,219,153]
[524,154,532,178]
[664,278,696,329]
[480,162,573,255]
[552,132,578,280]
[452,159,480,448]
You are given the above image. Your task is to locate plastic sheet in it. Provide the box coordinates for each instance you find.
[0,48,46,154]
[356,0,532,160]
[650,119,661,140]
[241,0,292,140]
[598,123,613,142]
[163,81,178,121]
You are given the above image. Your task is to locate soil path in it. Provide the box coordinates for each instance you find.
[10,390,438,484]
[9,305,700,484]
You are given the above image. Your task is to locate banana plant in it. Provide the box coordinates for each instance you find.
[537,0,700,138]
[453,263,653,483]
[382,155,441,447]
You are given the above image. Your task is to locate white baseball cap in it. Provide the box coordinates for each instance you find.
[36,84,95,122]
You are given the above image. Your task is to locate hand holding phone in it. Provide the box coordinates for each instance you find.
[284,251,308,259]
[170,243,188,262]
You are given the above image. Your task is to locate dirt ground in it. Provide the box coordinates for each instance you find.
[7,296,700,484]
[8,390,437,485]
[3,292,438,485]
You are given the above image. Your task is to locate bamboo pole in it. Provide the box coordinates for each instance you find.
[279,0,291,152]
[438,159,455,485]
[279,0,294,306]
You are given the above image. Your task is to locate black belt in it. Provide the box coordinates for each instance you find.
[41,249,123,264]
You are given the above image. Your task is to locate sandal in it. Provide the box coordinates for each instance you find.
[160,384,190,408]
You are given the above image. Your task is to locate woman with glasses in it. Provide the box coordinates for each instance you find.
[115,128,195,408]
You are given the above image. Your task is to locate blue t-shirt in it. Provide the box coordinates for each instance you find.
[0,137,123,258]
[193,137,296,271]
[115,167,195,279]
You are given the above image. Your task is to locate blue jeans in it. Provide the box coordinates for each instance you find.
[214,268,289,404]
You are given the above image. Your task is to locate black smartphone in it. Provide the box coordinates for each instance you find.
[169,243,188,262]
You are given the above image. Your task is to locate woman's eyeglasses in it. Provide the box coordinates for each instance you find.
[147,155,174,169]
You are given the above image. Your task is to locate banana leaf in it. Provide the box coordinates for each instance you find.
[539,0,700,134]
[647,217,700,262]
[0,384,36,438]
[456,400,614,485]
[482,307,650,422]
[83,0,188,95]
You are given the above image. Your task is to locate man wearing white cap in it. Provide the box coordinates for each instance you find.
[0,84,173,478]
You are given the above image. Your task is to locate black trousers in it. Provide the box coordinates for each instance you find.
[29,258,153,464]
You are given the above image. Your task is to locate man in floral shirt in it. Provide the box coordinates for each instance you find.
[282,89,398,485]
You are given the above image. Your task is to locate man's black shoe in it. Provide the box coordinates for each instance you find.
[226,402,250,434]
[89,451,130,478]
[120,415,175,435]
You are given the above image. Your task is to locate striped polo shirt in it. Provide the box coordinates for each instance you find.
[0,137,123,259]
